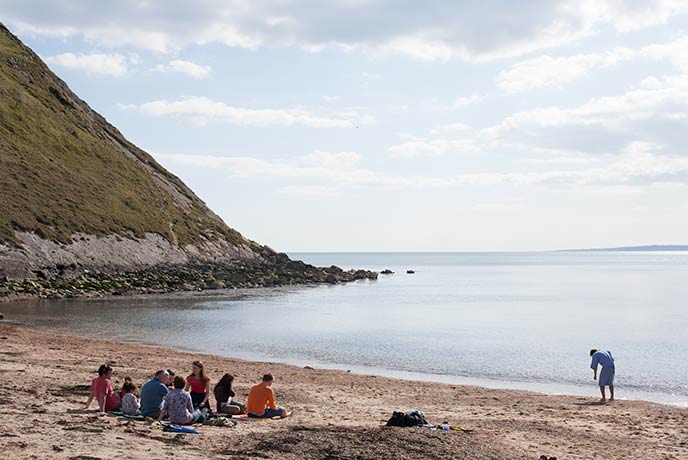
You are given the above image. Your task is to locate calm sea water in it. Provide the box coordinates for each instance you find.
[3,252,687,406]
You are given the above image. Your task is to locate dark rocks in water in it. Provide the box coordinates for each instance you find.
[0,259,378,301]
[381,269,394,274]
[406,270,415,274]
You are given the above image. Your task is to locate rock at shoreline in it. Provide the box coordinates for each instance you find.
[406,270,415,274]
[381,269,394,274]
[0,258,378,301]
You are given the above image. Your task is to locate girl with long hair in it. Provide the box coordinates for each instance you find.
[213,373,246,415]
[184,360,211,410]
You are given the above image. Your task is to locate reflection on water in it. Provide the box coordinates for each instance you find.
[3,251,688,406]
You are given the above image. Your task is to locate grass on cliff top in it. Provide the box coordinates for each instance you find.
[0,24,255,250]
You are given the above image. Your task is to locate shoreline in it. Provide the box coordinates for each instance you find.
[6,315,687,409]
[0,324,686,459]
[216,348,688,409]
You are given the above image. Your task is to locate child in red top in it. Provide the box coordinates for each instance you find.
[184,360,211,410]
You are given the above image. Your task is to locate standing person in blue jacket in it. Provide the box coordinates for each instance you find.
[590,349,615,402]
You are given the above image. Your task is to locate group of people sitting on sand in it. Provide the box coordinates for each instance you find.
[84,360,289,425]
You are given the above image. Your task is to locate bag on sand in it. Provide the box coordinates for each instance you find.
[385,409,427,427]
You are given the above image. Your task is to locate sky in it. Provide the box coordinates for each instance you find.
[2,0,688,251]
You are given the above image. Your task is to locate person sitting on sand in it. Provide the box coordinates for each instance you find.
[214,373,246,415]
[118,376,134,398]
[120,381,140,416]
[184,360,211,410]
[84,364,121,414]
[590,349,615,402]
[140,370,169,419]
[166,369,176,388]
[246,373,288,418]
[159,376,208,425]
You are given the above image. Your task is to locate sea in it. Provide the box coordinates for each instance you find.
[3,251,687,407]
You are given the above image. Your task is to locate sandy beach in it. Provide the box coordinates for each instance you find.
[0,323,686,460]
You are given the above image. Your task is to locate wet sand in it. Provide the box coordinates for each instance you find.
[0,324,686,459]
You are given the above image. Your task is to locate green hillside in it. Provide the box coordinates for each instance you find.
[0,23,251,248]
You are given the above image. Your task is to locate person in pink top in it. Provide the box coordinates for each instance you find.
[85,364,121,413]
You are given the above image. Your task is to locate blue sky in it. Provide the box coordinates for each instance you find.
[2,0,688,251]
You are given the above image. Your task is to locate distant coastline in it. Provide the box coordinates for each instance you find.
[556,244,688,252]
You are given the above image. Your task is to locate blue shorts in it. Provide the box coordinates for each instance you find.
[248,407,284,418]
[599,366,615,387]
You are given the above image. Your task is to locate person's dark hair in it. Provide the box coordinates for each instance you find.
[215,373,234,392]
[97,364,112,377]
[122,381,137,393]
[154,370,167,378]
[173,376,185,389]
[167,369,175,377]
[590,349,598,357]
[262,373,274,383]
[190,360,207,385]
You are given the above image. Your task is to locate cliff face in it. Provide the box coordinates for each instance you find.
[0,23,272,281]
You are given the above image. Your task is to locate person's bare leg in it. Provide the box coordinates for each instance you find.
[599,386,606,402]
[609,385,614,401]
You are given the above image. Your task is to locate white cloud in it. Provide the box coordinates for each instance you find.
[639,36,688,72]
[583,0,687,32]
[5,1,688,61]
[498,36,688,93]
[153,142,688,191]
[135,96,373,128]
[383,35,454,61]
[301,151,361,169]
[116,103,138,111]
[431,95,481,111]
[497,48,634,93]
[473,199,525,212]
[154,60,211,78]
[430,123,472,134]
[484,75,688,154]
[523,155,601,166]
[452,95,480,108]
[387,139,481,158]
[44,52,129,76]
[280,185,338,196]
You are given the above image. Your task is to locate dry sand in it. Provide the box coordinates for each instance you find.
[0,324,686,460]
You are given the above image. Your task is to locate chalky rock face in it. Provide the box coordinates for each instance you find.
[0,23,377,298]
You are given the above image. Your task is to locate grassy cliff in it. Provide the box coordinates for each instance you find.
[0,23,252,249]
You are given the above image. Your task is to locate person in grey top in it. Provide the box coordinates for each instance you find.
[590,349,615,402]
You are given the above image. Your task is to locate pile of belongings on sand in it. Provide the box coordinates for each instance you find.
[385,409,472,432]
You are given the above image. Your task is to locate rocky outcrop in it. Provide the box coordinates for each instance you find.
[0,257,378,301]
[0,23,377,299]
